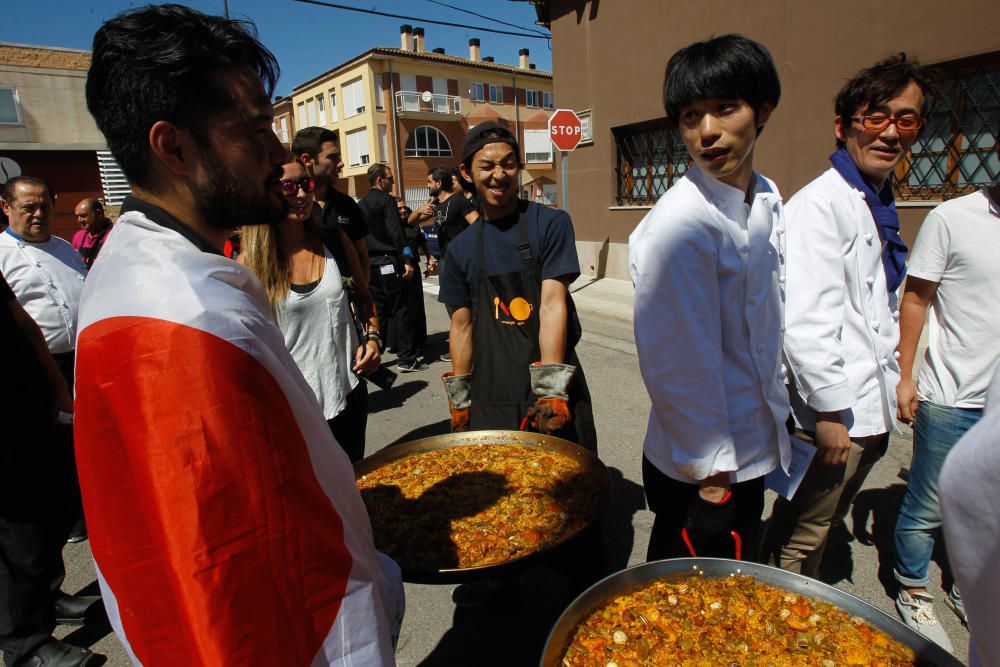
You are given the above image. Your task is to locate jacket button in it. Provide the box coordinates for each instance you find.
[894,350,901,359]
[872,321,880,332]
[775,227,784,236]
[866,276,875,287]
[756,344,765,353]
[739,245,750,254]
[864,233,873,243]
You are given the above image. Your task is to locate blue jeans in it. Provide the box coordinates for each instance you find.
[894,401,982,587]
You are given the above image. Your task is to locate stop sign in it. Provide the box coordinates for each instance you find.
[548,108,583,152]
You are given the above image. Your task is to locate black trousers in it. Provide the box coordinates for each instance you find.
[642,456,765,562]
[369,263,417,365]
[326,382,369,463]
[0,423,77,663]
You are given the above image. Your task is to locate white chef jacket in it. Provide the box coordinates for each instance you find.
[783,168,901,437]
[629,165,791,484]
[0,229,86,354]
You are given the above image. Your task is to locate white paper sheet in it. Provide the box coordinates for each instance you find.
[765,436,816,500]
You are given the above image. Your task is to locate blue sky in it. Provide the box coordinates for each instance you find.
[6,1,552,98]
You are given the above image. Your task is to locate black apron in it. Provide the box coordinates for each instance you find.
[468,211,597,454]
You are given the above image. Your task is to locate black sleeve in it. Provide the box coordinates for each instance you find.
[457,196,476,219]
[325,191,370,242]
[383,194,409,256]
[0,271,14,303]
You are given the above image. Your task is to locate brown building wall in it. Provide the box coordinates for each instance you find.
[547,0,1000,275]
[2,150,102,241]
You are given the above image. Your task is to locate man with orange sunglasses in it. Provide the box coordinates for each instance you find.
[764,51,934,604]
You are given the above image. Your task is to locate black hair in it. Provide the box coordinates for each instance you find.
[451,165,475,193]
[86,4,279,189]
[292,126,340,159]
[367,163,391,186]
[662,34,780,128]
[834,53,934,148]
[428,167,452,192]
[2,176,55,204]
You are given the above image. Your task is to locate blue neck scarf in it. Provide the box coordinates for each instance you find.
[829,147,907,293]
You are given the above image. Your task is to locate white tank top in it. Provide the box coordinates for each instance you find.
[277,248,360,419]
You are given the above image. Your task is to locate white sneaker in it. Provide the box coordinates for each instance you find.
[896,589,953,653]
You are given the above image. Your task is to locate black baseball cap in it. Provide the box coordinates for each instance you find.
[460,121,520,163]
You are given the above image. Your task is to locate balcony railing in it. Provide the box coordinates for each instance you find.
[394,90,461,115]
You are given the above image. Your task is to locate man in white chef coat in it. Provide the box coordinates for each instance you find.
[629,34,791,562]
[763,55,933,585]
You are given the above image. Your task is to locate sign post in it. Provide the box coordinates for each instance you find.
[548,108,583,212]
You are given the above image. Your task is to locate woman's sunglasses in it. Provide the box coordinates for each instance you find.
[280,177,316,195]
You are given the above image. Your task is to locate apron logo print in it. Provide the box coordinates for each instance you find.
[493,296,533,325]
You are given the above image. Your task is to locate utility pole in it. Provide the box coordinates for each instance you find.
[223,0,230,18]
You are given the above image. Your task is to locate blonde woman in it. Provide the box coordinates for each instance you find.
[241,159,380,461]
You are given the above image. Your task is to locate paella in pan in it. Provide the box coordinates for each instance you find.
[355,432,609,579]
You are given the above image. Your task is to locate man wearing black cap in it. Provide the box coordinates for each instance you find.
[438,121,596,452]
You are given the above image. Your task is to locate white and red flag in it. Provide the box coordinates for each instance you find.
[74,207,403,666]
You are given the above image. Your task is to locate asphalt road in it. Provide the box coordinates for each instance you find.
[50,286,970,666]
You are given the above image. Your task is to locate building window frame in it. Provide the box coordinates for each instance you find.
[523,129,553,164]
[405,125,453,158]
[0,85,23,126]
[346,126,370,167]
[526,90,541,108]
[489,84,503,105]
[343,77,366,119]
[612,117,690,206]
[469,81,484,102]
[542,91,554,109]
[895,51,1000,202]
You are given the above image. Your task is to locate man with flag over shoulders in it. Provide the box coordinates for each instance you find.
[79,5,402,665]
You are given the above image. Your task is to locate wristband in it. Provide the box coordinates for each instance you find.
[365,330,384,351]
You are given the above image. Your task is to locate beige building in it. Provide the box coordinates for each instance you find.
[529,0,1000,280]
[287,25,558,208]
[0,42,116,239]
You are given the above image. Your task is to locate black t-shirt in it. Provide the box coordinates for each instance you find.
[435,192,476,258]
[438,200,580,310]
[322,189,369,242]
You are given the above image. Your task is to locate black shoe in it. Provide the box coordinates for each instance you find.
[66,518,87,544]
[14,639,98,667]
[53,594,101,626]
[452,579,504,607]
[439,352,452,363]
[397,360,428,373]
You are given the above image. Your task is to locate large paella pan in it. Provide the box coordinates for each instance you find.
[542,558,962,667]
[355,430,611,583]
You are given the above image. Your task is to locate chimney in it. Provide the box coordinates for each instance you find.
[432,47,445,54]
[400,24,413,51]
[519,48,530,69]
[469,38,481,62]
[413,27,425,53]
[483,56,495,62]
[528,64,537,70]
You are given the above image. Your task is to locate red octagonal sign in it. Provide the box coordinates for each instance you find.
[548,108,583,152]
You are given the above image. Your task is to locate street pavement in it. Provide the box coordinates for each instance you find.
[52,277,970,666]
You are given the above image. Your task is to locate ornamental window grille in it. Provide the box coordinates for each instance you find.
[613,117,689,206]
[896,51,999,201]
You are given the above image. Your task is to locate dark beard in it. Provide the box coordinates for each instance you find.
[195,152,288,230]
